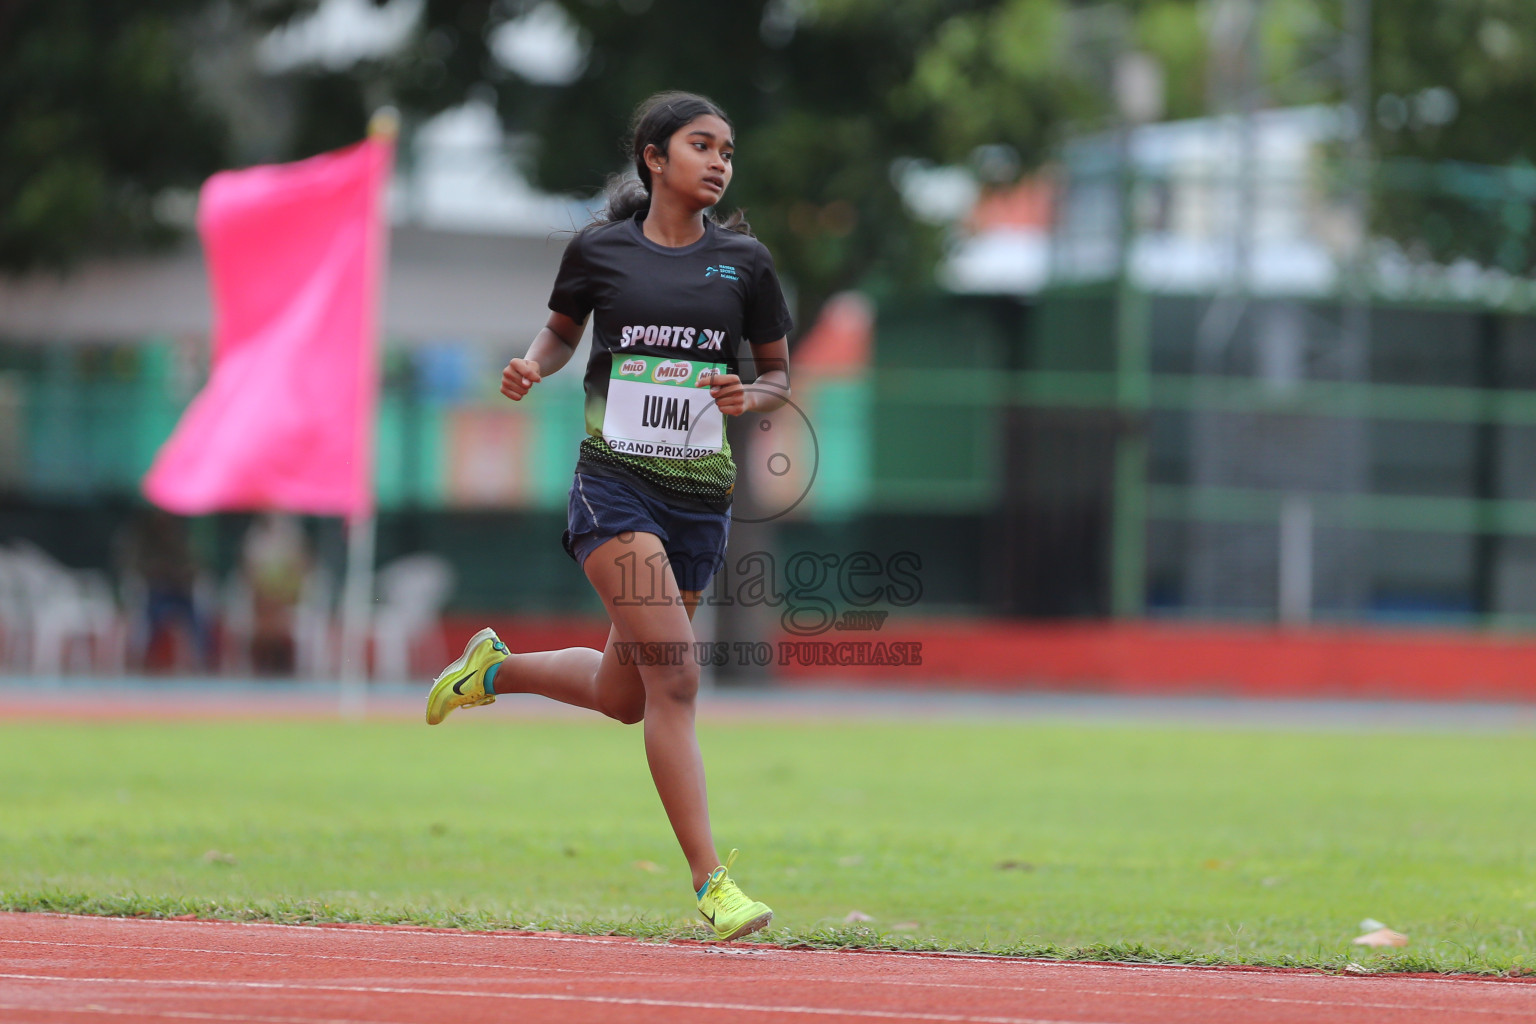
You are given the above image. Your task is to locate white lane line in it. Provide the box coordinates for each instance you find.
[3,936,1531,1017]
[15,913,681,946]
[0,938,563,977]
[0,1003,374,1024]
[0,972,1126,1024]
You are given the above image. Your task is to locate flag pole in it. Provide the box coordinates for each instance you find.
[338,512,376,717]
[337,107,398,718]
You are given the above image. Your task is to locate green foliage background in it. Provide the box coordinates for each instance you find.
[0,0,226,270]
[4,1,1534,297]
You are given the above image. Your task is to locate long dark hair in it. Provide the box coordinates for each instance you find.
[596,91,751,236]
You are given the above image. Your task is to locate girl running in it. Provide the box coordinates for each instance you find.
[425,91,792,941]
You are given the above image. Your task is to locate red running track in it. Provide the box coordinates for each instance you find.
[1,913,1531,1024]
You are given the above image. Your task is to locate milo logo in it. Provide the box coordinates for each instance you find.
[618,358,647,377]
[652,360,693,384]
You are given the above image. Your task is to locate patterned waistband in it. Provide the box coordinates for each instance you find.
[577,436,736,506]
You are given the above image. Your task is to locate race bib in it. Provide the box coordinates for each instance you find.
[603,355,727,459]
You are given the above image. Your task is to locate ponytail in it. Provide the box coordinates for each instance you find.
[601,175,651,224]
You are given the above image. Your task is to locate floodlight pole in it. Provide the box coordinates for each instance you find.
[1339,0,1373,612]
[1342,0,1372,375]
[1109,44,1155,619]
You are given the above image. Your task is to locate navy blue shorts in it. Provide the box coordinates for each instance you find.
[562,469,731,592]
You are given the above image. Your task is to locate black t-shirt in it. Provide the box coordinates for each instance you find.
[547,212,793,503]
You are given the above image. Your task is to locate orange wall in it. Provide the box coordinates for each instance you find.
[443,617,1536,702]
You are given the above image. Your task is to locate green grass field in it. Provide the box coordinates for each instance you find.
[2,712,1533,974]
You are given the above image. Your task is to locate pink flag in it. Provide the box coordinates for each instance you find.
[143,136,393,520]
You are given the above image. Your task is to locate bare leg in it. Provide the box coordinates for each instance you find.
[494,599,699,725]
[582,532,719,890]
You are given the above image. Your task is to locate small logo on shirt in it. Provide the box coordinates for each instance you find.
[652,360,693,383]
[618,358,647,376]
[704,264,739,281]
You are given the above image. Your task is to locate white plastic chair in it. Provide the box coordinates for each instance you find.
[294,566,335,680]
[7,541,122,676]
[370,553,455,681]
[0,549,33,671]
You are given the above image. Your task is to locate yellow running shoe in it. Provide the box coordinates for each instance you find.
[696,849,773,940]
[425,627,508,725]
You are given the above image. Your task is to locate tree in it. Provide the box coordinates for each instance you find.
[375,0,1118,325]
[0,0,1144,308]
[0,0,229,271]
[258,1,1248,320]
[1207,0,1536,273]
[1369,0,1536,272]
[450,0,998,325]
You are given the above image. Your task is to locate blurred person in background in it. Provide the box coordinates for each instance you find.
[240,513,311,676]
[118,507,212,673]
[423,92,792,941]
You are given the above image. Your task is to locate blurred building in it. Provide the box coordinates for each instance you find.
[949,106,1536,627]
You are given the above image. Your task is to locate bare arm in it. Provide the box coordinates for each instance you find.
[744,337,790,414]
[501,311,586,400]
[700,337,791,416]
